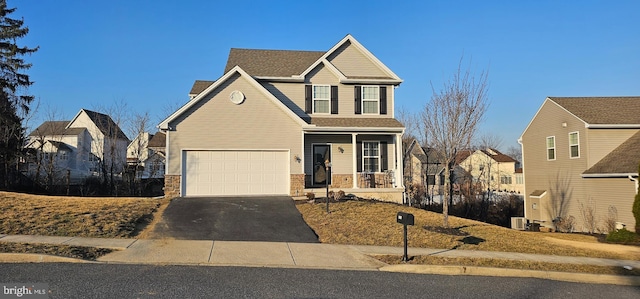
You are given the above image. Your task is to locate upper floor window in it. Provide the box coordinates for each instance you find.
[305,85,337,114]
[546,136,555,160]
[363,141,380,172]
[362,86,379,114]
[500,175,512,185]
[313,85,330,114]
[569,132,579,158]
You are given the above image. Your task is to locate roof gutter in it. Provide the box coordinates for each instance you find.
[581,173,638,178]
[304,127,404,133]
[340,78,404,85]
[585,124,640,129]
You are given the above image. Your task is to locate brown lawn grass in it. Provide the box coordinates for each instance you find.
[296,200,640,261]
[0,191,161,238]
[0,242,112,260]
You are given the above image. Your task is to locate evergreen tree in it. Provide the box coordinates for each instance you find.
[0,0,38,189]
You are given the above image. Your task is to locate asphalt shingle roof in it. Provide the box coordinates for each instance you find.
[550,97,640,125]
[224,48,325,77]
[583,130,640,175]
[29,121,84,137]
[83,109,129,141]
[148,132,166,148]
[189,80,215,95]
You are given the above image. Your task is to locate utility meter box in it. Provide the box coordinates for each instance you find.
[396,212,414,226]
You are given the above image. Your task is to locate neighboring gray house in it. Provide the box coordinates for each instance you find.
[159,34,406,201]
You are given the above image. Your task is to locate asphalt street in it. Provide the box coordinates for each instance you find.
[148,196,319,242]
[1,263,638,299]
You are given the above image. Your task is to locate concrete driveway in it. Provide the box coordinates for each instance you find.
[148,196,319,243]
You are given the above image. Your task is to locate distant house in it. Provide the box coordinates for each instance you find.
[26,109,129,185]
[127,131,166,179]
[403,139,445,201]
[455,148,523,194]
[520,97,640,232]
[158,34,406,200]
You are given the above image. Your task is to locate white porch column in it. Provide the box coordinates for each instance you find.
[395,133,404,188]
[352,133,358,189]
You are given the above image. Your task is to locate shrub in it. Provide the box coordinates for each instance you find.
[606,228,639,244]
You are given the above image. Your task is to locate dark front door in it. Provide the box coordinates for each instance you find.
[312,144,331,186]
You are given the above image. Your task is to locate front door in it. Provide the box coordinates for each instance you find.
[312,144,331,186]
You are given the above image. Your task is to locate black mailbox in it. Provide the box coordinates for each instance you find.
[396,212,414,226]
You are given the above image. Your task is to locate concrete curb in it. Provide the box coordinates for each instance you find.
[0,253,96,264]
[380,264,640,286]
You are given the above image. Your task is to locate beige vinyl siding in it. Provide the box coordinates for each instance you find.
[307,64,339,85]
[304,135,352,175]
[522,100,588,223]
[266,63,394,118]
[167,73,303,175]
[260,82,307,118]
[326,41,388,78]
[585,129,639,168]
[583,177,637,232]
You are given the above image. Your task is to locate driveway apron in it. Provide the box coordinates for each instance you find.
[149,196,319,243]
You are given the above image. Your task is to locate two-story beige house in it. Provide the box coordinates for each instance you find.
[456,148,523,194]
[520,97,640,232]
[159,35,405,201]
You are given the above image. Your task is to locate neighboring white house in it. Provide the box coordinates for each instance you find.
[26,109,129,184]
[127,131,166,179]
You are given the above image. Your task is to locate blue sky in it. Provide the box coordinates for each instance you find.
[16,0,640,150]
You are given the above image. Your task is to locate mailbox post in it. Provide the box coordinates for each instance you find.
[396,212,414,262]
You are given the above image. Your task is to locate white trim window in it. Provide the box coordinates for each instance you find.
[313,85,330,114]
[361,86,379,114]
[569,131,579,158]
[546,136,555,160]
[363,141,380,172]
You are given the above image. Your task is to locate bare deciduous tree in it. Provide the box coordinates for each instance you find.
[547,172,573,231]
[422,58,489,227]
[506,144,522,165]
[475,133,503,151]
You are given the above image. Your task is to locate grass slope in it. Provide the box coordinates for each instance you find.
[296,200,640,261]
[0,191,160,238]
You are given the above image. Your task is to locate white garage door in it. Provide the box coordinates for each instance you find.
[183,150,289,196]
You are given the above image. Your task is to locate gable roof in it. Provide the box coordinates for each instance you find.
[29,121,84,137]
[582,130,640,177]
[70,109,129,140]
[159,66,311,130]
[549,97,640,125]
[225,49,324,77]
[520,96,640,140]
[220,34,402,85]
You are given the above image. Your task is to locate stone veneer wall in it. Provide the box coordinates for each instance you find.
[331,174,353,188]
[290,174,305,197]
[164,175,181,199]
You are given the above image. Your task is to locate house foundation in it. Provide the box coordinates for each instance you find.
[164,175,181,199]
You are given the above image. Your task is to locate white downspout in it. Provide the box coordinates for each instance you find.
[629,175,639,193]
